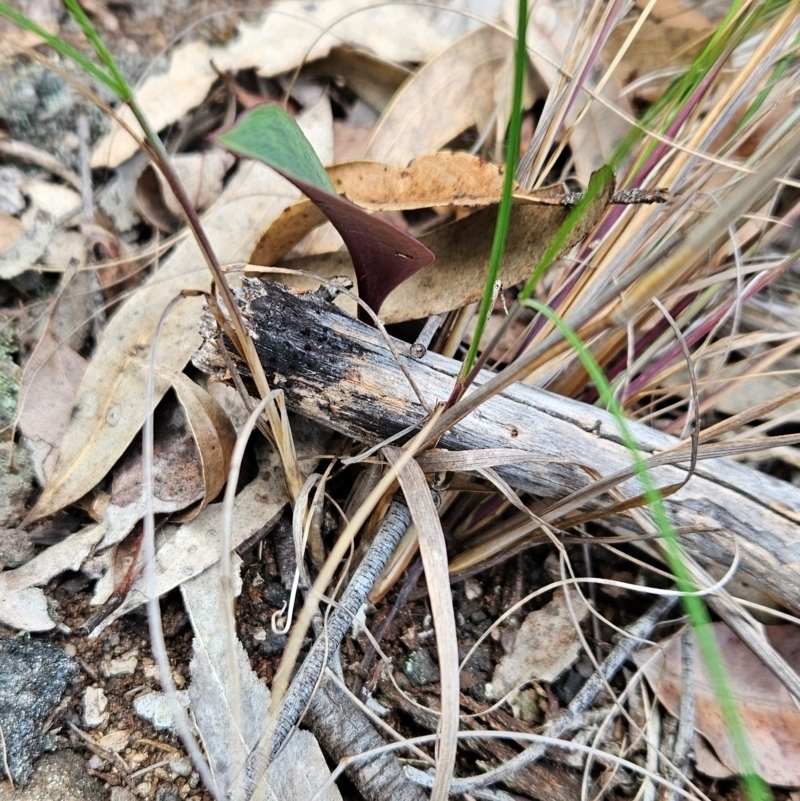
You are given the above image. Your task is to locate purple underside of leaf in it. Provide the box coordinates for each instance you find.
[292,179,435,321]
[213,103,434,322]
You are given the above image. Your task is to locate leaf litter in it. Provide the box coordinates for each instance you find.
[2,0,800,800]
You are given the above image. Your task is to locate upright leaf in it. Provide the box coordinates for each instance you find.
[215,104,434,321]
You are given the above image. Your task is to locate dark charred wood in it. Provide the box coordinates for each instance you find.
[226,279,800,613]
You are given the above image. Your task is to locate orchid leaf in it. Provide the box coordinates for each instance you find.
[215,104,434,320]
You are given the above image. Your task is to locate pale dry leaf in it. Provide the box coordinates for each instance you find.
[98,374,278,550]
[23,179,81,218]
[88,451,289,638]
[18,328,87,485]
[184,557,269,799]
[262,730,342,801]
[604,10,713,94]
[92,0,460,169]
[635,623,800,785]
[26,99,333,523]
[385,446,459,801]
[0,520,108,631]
[267,171,614,323]
[135,150,236,233]
[0,211,56,280]
[366,25,514,166]
[0,211,26,251]
[488,588,590,699]
[38,229,86,273]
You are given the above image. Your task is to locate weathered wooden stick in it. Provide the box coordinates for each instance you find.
[227,280,800,612]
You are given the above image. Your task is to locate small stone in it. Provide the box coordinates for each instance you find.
[169,757,192,777]
[110,788,137,801]
[83,687,108,729]
[87,755,104,770]
[106,653,138,677]
[464,578,483,600]
[251,627,267,642]
[156,786,180,801]
[98,730,130,753]
[508,688,542,724]
[133,691,190,731]
[399,626,419,650]
[135,781,151,798]
[403,648,440,687]
[0,638,77,785]
[142,663,160,681]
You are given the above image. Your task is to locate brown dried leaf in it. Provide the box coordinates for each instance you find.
[18,329,87,485]
[250,152,507,266]
[171,373,237,519]
[305,47,411,114]
[635,623,800,785]
[489,589,590,698]
[0,211,25,251]
[264,170,614,323]
[92,0,459,169]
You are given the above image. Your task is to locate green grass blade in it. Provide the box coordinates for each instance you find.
[457,0,528,382]
[62,0,132,100]
[521,297,771,801]
[0,2,119,93]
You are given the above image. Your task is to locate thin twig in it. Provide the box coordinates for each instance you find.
[263,494,414,764]
[661,628,695,801]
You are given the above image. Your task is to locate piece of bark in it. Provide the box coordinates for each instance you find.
[208,280,800,612]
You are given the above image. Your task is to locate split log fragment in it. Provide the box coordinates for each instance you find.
[219,280,800,612]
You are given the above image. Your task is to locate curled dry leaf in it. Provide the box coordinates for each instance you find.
[25,99,333,523]
[98,378,237,553]
[305,47,411,115]
[634,622,800,786]
[365,26,514,166]
[257,169,614,323]
[216,104,434,321]
[170,374,237,519]
[88,444,292,638]
[251,151,508,266]
[135,150,236,233]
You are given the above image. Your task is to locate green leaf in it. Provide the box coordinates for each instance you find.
[216,104,336,194]
[215,105,434,322]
